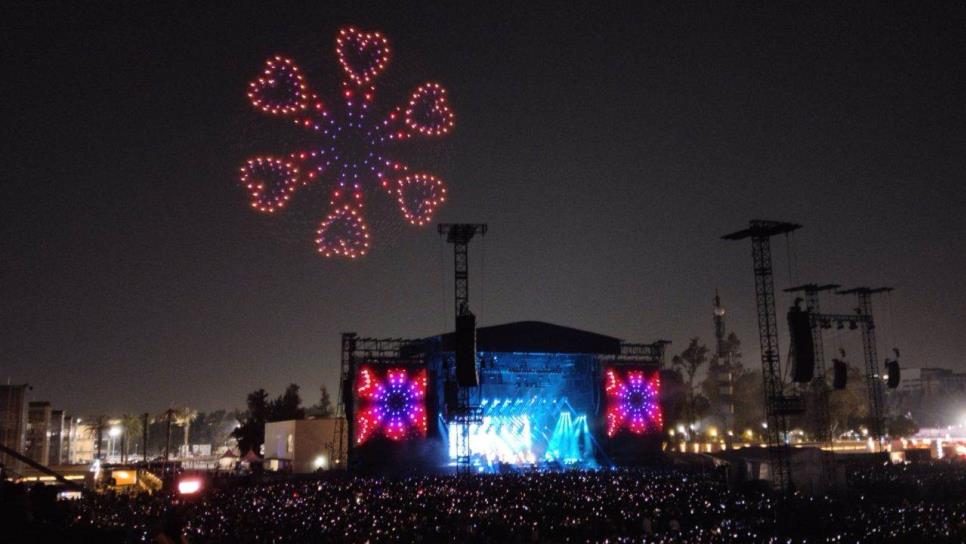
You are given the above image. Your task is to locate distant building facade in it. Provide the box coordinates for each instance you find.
[0,384,30,472]
[48,410,70,465]
[890,367,966,428]
[69,422,96,464]
[26,401,52,466]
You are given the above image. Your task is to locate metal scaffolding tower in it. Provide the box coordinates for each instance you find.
[438,223,487,475]
[723,220,803,493]
[438,224,488,318]
[335,332,356,469]
[837,287,893,444]
[783,283,839,447]
[337,334,425,471]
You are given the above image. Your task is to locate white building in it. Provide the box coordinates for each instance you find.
[263,418,346,473]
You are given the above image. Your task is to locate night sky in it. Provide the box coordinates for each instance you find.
[2,2,964,415]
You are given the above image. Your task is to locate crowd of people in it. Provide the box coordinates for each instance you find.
[7,461,966,542]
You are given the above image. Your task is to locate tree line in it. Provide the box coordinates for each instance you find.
[662,333,918,441]
[231,384,335,455]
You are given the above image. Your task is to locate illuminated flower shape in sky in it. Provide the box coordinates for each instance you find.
[239,27,453,258]
[355,367,428,444]
[604,368,663,437]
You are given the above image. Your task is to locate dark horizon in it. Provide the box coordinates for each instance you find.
[2,1,965,415]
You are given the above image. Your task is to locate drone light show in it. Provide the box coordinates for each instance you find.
[604,368,663,438]
[355,367,428,444]
[238,27,454,258]
[446,397,596,471]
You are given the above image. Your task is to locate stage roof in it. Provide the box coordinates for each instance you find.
[433,321,623,355]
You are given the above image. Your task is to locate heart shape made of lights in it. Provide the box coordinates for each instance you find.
[247,56,312,116]
[315,204,370,259]
[396,174,447,226]
[239,157,302,213]
[403,83,455,137]
[336,27,391,86]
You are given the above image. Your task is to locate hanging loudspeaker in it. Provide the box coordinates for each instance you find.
[886,360,900,389]
[833,360,847,390]
[788,309,815,383]
[455,312,478,387]
[444,380,459,410]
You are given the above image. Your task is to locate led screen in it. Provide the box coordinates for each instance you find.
[355,366,428,444]
[603,367,663,437]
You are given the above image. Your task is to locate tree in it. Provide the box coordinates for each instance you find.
[672,338,709,392]
[887,414,919,438]
[159,408,175,460]
[671,338,709,435]
[827,364,868,437]
[660,368,689,429]
[732,369,764,435]
[270,384,304,422]
[793,380,834,440]
[173,407,198,457]
[232,389,270,455]
[88,416,109,461]
[317,385,334,418]
[190,410,235,447]
[120,414,143,462]
[723,332,743,373]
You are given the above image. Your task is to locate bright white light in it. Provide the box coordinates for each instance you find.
[57,490,83,501]
[177,478,202,495]
[313,455,327,469]
[109,426,122,438]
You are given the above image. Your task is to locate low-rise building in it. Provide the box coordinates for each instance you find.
[264,418,347,473]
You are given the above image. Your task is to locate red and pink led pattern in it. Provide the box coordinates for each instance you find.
[239,27,453,258]
[604,368,663,438]
[355,367,428,444]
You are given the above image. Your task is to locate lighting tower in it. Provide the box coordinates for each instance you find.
[438,223,487,475]
[837,287,893,443]
[723,220,803,493]
[783,283,839,447]
[335,332,356,470]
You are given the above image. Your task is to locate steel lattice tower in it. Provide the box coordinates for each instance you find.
[438,223,487,475]
[723,220,803,493]
[784,283,839,447]
[837,287,892,444]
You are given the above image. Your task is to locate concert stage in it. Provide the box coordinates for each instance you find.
[341,321,668,473]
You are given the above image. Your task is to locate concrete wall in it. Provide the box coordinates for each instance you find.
[264,420,296,464]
